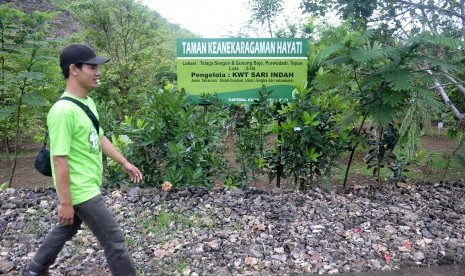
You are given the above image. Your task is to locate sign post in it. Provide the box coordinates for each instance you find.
[176,38,309,188]
[177,38,308,104]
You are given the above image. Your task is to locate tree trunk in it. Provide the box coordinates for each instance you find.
[343,116,367,189]
[441,70,465,98]
[8,85,24,187]
[426,69,465,121]
[461,0,465,39]
[2,131,9,161]
[1,56,10,161]
[267,18,273,38]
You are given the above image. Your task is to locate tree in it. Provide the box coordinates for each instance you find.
[381,0,465,122]
[275,17,313,38]
[248,0,283,37]
[0,5,25,159]
[0,5,59,186]
[69,0,178,122]
[378,0,465,39]
[304,24,464,185]
[380,1,465,123]
[301,0,377,29]
[302,0,465,123]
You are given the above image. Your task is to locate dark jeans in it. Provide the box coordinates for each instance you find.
[27,194,136,276]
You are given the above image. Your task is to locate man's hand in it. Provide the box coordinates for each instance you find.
[101,136,143,183]
[58,202,74,225]
[53,155,73,225]
[122,161,143,183]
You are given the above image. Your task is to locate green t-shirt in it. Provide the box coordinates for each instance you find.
[47,91,103,205]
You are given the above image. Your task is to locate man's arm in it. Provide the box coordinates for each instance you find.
[101,136,143,183]
[53,155,74,225]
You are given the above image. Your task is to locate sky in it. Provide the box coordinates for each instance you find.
[141,0,304,38]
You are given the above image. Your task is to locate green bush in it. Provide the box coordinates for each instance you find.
[233,86,277,186]
[265,84,352,190]
[104,87,231,189]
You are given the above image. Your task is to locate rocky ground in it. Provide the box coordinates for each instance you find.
[1,182,465,275]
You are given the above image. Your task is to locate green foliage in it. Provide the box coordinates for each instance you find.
[248,0,283,37]
[363,123,403,183]
[70,0,179,121]
[275,18,308,38]
[437,128,465,180]
[305,25,465,187]
[4,0,465,190]
[0,182,10,190]
[0,5,60,184]
[105,87,230,189]
[399,89,442,160]
[223,177,241,189]
[233,86,276,186]
[0,107,15,122]
[265,84,351,190]
[302,0,377,29]
[104,133,134,185]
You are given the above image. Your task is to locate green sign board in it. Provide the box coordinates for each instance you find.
[176,38,308,104]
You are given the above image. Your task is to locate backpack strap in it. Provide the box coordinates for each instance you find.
[60,96,100,135]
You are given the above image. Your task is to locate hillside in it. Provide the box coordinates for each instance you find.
[0,0,194,39]
[0,0,78,37]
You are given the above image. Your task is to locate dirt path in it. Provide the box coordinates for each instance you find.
[0,148,53,189]
[1,131,464,190]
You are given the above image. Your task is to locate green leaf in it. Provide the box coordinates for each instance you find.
[422,36,465,49]
[451,154,465,168]
[305,147,321,162]
[15,71,44,82]
[382,90,404,107]
[136,118,145,129]
[384,46,402,63]
[190,168,202,182]
[325,55,351,66]
[281,118,298,131]
[350,48,385,63]
[314,70,343,90]
[370,106,396,126]
[418,55,458,72]
[352,30,375,46]
[302,111,311,124]
[302,111,320,126]
[0,182,10,190]
[22,93,49,107]
[361,74,384,90]
[384,69,413,91]
[0,106,15,121]
[313,43,344,65]
[165,167,183,185]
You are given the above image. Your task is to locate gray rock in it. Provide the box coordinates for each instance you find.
[2,183,465,275]
[271,254,287,262]
[414,251,426,262]
[128,186,141,197]
[0,260,14,273]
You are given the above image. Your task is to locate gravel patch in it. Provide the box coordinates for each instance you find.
[1,182,464,275]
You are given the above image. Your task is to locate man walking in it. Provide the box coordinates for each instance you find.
[24,44,142,276]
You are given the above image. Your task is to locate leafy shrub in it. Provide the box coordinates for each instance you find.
[363,123,402,183]
[265,83,352,190]
[104,87,231,189]
[233,86,277,186]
